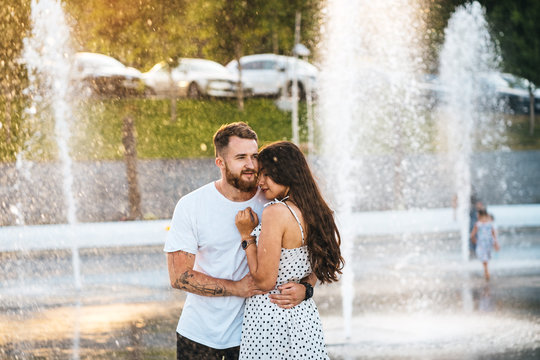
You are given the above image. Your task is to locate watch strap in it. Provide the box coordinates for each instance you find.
[300,281,314,301]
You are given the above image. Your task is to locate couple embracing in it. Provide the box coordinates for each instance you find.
[165,122,344,359]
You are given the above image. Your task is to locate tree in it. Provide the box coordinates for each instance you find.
[482,0,540,135]
[205,0,265,110]
[0,0,31,162]
[65,0,189,70]
[423,0,540,134]
[421,0,466,72]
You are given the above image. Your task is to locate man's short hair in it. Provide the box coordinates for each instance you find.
[213,122,257,157]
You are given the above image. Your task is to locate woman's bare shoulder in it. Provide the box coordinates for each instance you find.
[262,202,291,219]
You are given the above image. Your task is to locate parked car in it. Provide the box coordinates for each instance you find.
[226,53,318,99]
[417,72,540,114]
[72,52,147,97]
[475,72,540,114]
[498,73,540,114]
[142,58,247,98]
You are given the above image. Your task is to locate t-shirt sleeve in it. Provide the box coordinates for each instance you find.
[164,198,198,254]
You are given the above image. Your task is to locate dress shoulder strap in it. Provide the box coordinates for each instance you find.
[265,197,305,245]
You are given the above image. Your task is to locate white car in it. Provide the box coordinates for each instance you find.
[142,58,247,98]
[499,73,540,114]
[72,52,146,97]
[479,72,540,115]
[226,53,318,99]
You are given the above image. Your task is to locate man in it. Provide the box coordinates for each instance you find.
[165,122,313,359]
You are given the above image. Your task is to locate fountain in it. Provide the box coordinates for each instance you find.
[318,0,430,340]
[21,0,81,289]
[316,0,540,358]
[1,0,540,359]
[438,1,506,261]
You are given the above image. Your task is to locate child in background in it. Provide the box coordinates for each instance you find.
[470,209,500,281]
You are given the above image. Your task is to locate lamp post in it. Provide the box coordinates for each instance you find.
[291,12,301,145]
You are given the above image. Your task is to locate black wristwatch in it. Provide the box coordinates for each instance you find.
[241,239,256,250]
[300,282,314,301]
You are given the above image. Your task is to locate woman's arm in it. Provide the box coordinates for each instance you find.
[236,205,287,291]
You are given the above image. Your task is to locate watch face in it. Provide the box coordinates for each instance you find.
[241,240,248,250]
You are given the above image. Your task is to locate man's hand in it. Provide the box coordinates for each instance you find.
[236,274,266,298]
[269,282,305,309]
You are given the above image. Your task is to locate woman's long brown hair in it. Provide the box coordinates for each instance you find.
[258,141,344,283]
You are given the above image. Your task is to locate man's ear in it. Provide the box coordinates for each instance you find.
[215,156,225,169]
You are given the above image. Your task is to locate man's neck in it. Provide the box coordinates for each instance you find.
[215,179,257,202]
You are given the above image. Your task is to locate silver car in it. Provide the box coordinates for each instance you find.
[142,58,247,98]
[226,53,318,99]
[72,52,146,97]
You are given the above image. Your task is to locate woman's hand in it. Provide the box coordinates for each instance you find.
[235,207,259,238]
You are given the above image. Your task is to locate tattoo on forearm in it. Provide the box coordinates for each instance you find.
[174,270,232,297]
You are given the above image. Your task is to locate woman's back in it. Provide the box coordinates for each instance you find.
[240,199,328,359]
[251,199,311,284]
[277,200,306,249]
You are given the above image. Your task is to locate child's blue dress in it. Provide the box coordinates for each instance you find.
[475,221,495,262]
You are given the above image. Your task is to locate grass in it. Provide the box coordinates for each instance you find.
[504,114,540,150]
[1,97,539,163]
[1,97,309,162]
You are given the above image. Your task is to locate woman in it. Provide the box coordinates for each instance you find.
[235,141,344,359]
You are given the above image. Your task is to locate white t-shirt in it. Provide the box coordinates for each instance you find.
[164,182,266,349]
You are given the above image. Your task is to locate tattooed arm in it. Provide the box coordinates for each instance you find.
[167,250,262,298]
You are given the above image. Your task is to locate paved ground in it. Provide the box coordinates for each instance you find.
[1,227,539,359]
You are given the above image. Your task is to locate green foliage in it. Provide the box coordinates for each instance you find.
[482,0,540,86]
[65,0,189,69]
[423,0,540,86]
[0,0,30,92]
[190,0,322,64]
[0,96,30,162]
[0,0,31,160]
[63,0,321,69]
[421,0,466,72]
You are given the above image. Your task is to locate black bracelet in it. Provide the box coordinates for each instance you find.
[300,282,314,301]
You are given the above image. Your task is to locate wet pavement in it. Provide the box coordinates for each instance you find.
[1,228,539,359]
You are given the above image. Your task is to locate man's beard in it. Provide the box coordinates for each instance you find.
[224,162,258,192]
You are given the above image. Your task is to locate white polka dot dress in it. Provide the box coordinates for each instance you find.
[240,199,329,359]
